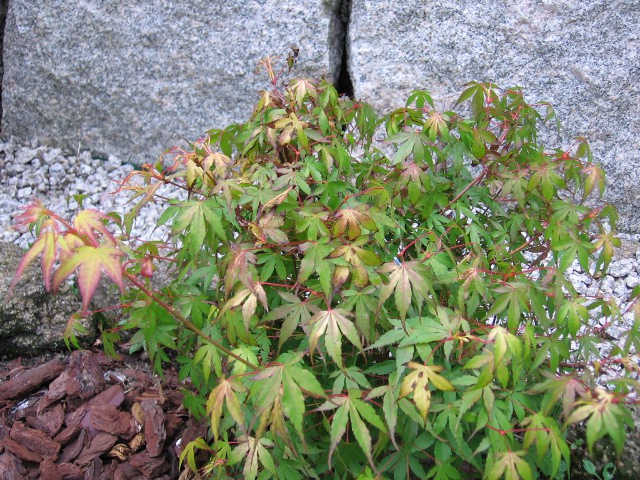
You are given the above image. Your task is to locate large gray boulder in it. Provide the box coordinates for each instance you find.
[1,1,345,165]
[348,0,640,232]
[0,242,98,358]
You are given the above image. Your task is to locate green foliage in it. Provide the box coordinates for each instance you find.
[11,54,639,479]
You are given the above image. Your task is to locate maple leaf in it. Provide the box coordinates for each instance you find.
[315,390,386,468]
[263,292,320,349]
[580,163,606,200]
[332,206,377,240]
[73,209,116,246]
[329,240,381,287]
[378,260,433,325]
[520,413,569,477]
[171,198,227,256]
[229,435,275,480]
[52,244,125,312]
[529,374,587,420]
[485,451,532,480]
[399,362,454,421]
[207,376,247,442]
[252,210,289,244]
[306,308,363,369]
[297,239,333,295]
[565,387,633,454]
[8,219,60,296]
[13,198,55,230]
[225,244,258,293]
[252,361,326,440]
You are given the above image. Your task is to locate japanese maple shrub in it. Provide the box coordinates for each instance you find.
[11,55,638,479]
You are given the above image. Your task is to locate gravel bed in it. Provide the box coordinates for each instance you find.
[0,137,182,248]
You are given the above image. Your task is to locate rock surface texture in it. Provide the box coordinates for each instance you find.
[347,0,640,232]
[1,0,343,165]
[0,242,97,357]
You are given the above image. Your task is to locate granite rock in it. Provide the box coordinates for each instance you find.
[0,242,97,358]
[348,0,640,232]
[1,0,344,165]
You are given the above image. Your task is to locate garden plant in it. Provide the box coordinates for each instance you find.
[10,54,640,479]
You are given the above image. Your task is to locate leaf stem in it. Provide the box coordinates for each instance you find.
[125,272,261,371]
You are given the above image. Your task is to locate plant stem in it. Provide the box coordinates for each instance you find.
[125,273,261,371]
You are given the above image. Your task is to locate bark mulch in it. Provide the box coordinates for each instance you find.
[0,350,208,479]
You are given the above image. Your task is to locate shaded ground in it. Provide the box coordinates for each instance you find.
[0,349,207,479]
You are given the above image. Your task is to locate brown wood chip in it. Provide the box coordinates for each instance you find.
[141,399,166,457]
[83,456,103,480]
[0,360,64,401]
[130,450,170,478]
[56,462,84,480]
[9,421,60,459]
[89,405,134,437]
[37,404,65,437]
[96,460,118,480]
[75,432,117,465]
[0,436,42,463]
[39,371,72,411]
[0,452,26,480]
[87,385,125,409]
[113,460,139,480]
[52,421,81,447]
[65,351,107,400]
[57,429,87,464]
[38,458,62,480]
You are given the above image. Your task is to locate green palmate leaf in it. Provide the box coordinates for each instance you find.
[321,391,385,467]
[485,451,533,480]
[193,343,222,384]
[297,239,334,294]
[207,377,247,441]
[229,435,275,480]
[326,398,348,464]
[264,292,319,349]
[400,362,454,421]
[378,260,432,324]
[307,309,362,369]
[521,413,569,477]
[565,388,633,454]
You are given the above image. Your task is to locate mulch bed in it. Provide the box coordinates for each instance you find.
[0,350,207,479]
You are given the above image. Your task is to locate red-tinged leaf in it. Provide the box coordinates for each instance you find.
[242,293,258,331]
[52,244,124,311]
[13,198,53,228]
[225,244,257,292]
[332,207,377,240]
[9,234,45,297]
[73,209,115,245]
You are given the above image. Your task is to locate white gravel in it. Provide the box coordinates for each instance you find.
[0,137,181,248]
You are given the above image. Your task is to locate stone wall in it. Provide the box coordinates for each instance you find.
[0,0,345,163]
[1,0,639,231]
